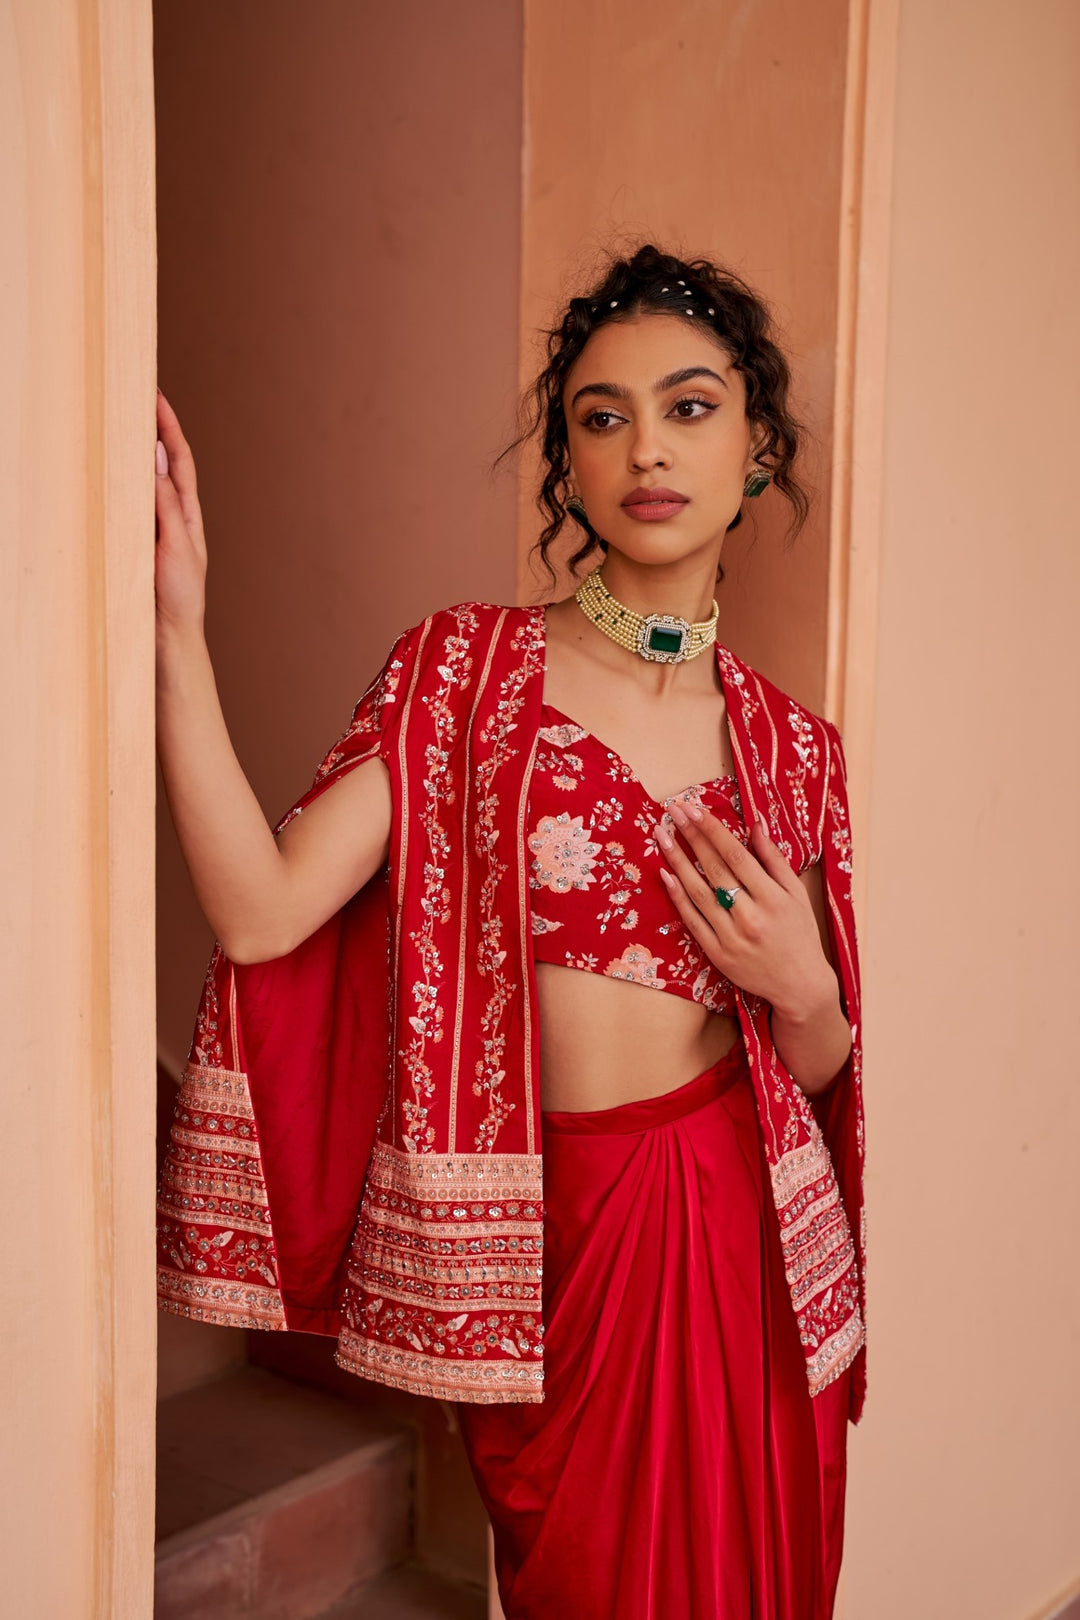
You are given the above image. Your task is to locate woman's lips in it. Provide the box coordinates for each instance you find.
[620,486,689,521]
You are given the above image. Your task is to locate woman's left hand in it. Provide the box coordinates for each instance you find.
[655,801,836,1019]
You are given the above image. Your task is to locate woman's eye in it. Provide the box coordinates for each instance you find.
[671,396,717,420]
[582,408,622,432]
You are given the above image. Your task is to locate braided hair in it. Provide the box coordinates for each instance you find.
[496,242,810,588]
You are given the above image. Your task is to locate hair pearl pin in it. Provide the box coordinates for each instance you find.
[610,299,618,307]
[708,307,715,316]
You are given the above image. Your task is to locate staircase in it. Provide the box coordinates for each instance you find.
[155,1365,486,1619]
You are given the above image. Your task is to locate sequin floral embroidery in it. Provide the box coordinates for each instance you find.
[604,944,667,988]
[528,813,601,893]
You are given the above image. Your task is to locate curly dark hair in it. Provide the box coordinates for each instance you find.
[496,241,811,590]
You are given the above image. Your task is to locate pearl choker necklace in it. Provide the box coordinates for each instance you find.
[573,566,719,665]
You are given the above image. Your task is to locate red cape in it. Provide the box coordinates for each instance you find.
[158,602,867,1419]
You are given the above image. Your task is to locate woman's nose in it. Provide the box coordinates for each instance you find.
[628,425,673,472]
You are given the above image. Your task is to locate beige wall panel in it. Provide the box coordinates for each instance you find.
[2,0,157,1614]
[841,1,1080,1615]
[518,0,850,710]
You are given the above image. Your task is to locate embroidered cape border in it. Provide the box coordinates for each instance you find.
[157,601,867,1419]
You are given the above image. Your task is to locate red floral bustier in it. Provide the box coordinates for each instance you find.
[528,703,750,1014]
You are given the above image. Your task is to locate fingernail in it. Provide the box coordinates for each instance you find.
[659,868,675,888]
[686,803,703,821]
[757,811,768,834]
[668,801,688,826]
[656,825,674,850]
[155,439,168,477]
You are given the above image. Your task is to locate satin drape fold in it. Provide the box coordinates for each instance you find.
[458,1044,850,1620]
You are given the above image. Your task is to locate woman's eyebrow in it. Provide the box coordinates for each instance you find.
[569,365,728,410]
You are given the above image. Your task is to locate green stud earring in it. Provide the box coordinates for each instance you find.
[743,466,772,498]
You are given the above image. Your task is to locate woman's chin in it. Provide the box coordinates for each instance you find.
[599,516,730,567]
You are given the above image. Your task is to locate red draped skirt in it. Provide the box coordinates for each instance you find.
[456,1041,850,1620]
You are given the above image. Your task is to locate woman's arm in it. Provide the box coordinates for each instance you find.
[154,391,391,965]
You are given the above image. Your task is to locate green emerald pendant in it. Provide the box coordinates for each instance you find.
[647,625,684,656]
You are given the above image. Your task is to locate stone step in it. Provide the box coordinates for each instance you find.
[155,1365,414,1620]
[316,1562,487,1620]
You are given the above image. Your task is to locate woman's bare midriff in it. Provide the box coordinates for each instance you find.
[536,960,741,1112]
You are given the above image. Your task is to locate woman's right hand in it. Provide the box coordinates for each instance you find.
[155,389,208,638]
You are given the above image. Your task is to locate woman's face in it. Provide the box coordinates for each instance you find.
[562,312,757,565]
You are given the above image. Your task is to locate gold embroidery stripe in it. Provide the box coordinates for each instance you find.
[783,1228,854,1291]
[351,1236,542,1280]
[352,1256,541,1289]
[176,1064,256,1115]
[335,1326,543,1404]
[158,1168,269,1200]
[361,1206,541,1242]
[167,1127,264,1159]
[160,1147,264,1171]
[806,1314,865,1396]
[157,1268,285,1329]
[769,1135,834,1202]
[171,1118,258,1145]
[156,1204,270,1240]
[360,1246,540,1278]
[161,1176,266,1205]
[359,1245,540,1279]
[368,1141,543,1197]
[449,611,504,1147]
[781,1220,853,1279]
[517,723,541,1155]
[779,1184,843,1245]
[166,1146,262,1175]
[783,1207,849,1264]
[345,1278,541,1312]
[788,1251,857,1310]
[783,1234,854,1290]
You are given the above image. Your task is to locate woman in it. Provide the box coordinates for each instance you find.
[155,243,866,1620]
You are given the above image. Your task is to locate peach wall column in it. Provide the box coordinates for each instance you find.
[1,2,157,1615]
[838,1,1080,1616]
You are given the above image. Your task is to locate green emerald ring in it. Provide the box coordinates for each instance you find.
[714,885,742,911]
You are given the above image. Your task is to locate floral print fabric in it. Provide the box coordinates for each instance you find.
[528,703,749,1014]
